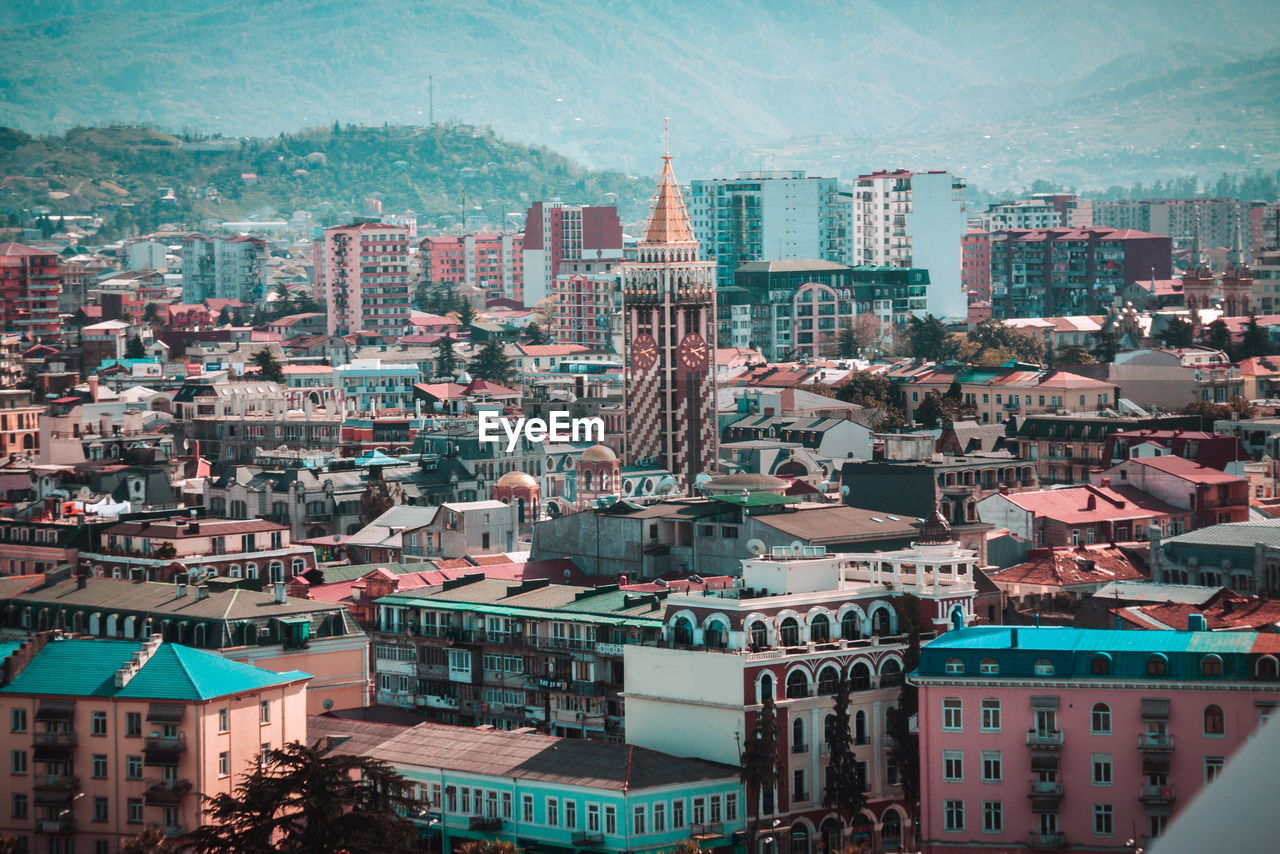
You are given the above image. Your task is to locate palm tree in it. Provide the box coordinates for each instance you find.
[456,842,520,854]
[180,742,420,854]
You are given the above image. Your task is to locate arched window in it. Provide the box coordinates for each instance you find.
[1204,704,1225,736]
[810,613,831,643]
[1091,702,1112,734]
[855,710,867,745]
[291,558,305,576]
[1202,655,1224,677]
[944,657,965,674]
[881,811,902,846]
[979,657,999,675]
[786,670,811,699]
[246,563,259,579]
[1147,654,1168,676]
[840,610,861,640]
[824,713,837,744]
[1034,659,1055,676]
[871,608,893,636]
[672,617,694,646]
[849,662,871,691]
[881,658,903,687]
[792,717,806,750]
[1258,656,1280,679]
[1090,654,1112,675]
[789,823,810,854]
[759,673,774,703]
[748,621,769,649]
[817,666,840,696]
[269,561,284,583]
[704,621,726,649]
[780,617,801,647]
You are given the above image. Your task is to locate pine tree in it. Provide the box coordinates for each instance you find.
[740,695,780,820]
[125,335,147,359]
[887,594,923,825]
[525,321,548,345]
[837,323,858,359]
[435,336,458,378]
[906,314,950,362]
[469,339,514,384]
[251,349,284,383]
[1157,316,1195,349]
[1238,314,1272,359]
[1091,326,1119,363]
[823,677,867,840]
[456,301,477,328]
[1207,318,1232,355]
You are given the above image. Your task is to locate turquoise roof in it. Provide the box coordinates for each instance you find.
[0,642,20,661]
[0,638,309,701]
[923,625,1256,654]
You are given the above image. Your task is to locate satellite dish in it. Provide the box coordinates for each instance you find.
[841,484,850,497]
[746,538,767,556]
[322,699,334,710]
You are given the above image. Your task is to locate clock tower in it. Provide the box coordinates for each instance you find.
[622,139,718,491]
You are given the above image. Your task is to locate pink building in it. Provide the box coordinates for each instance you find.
[521,202,623,305]
[963,230,992,323]
[320,222,411,337]
[419,233,523,303]
[0,631,309,850]
[915,624,1280,852]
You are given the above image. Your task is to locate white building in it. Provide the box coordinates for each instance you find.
[180,234,267,303]
[688,171,845,288]
[851,170,968,319]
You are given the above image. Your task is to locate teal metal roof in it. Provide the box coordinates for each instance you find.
[923,625,1257,655]
[0,638,310,701]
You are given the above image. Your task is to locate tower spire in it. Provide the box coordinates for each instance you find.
[641,122,696,246]
[1232,210,1246,269]
[1189,211,1203,274]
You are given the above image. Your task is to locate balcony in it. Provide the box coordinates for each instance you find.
[1139,783,1176,806]
[1026,729,1064,749]
[35,817,75,835]
[163,825,187,839]
[32,773,79,792]
[692,823,726,839]
[572,832,605,846]
[144,733,187,765]
[792,742,809,754]
[33,731,77,748]
[145,779,193,805]
[1137,733,1174,752]
[468,815,503,831]
[1027,832,1065,850]
[1028,780,1063,810]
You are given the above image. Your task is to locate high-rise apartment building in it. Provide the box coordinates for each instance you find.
[0,243,61,343]
[419,233,523,302]
[552,258,623,351]
[851,170,968,318]
[990,227,1171,318]
[687,171,845,288]
[522,202,623,306]
[1094,198,1261,261]
[320,222,411,337]
[622,150,717,489]
[180,235,268,303]
[962,230,992,322]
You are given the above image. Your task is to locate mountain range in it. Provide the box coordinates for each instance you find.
[2,0,1279,190]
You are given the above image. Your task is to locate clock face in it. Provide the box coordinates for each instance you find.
[677,332,709,372]
[632,333,658,371]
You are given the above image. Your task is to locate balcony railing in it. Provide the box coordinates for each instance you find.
[1137,733,1174,751]
[1026,729,1064,749]
[145,779,193,804]
[32,773,79,791]
[792,742,808,754]
[33,731,77,747]
[691,823,726,838]
[1028,780,1063,799]
[1139,783,1176,804]
[145,734,187,752]
[572,832,605,846]
[468,815,502,831]
[35,817,75,834]
[1028,832,1065,850]
[163,825,187,838]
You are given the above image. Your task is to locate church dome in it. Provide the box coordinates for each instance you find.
[917,507,955,545]
[580,444,618,463]
[495,471,537,490]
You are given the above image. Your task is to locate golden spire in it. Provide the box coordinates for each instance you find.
[641,117,697,246]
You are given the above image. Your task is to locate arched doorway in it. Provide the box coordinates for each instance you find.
[819,817,842,854]
[789,822,810,854]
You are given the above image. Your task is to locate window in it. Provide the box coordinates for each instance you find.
[1147,654,1167,676]
[944,800,965,832]
[1204,704,1225,736]
[726,792,738,821]
[1091,703,1112,735]
[980,699,1001,732]
[8,708,25,733]
[91,710,108,735]
[982,800,1003,833]
[522,794,534,823]
[260,700,271,723]
[547,798,559,827]
[786,670,810,699]
[587,803,599,832]
[981,751,1002,783]
[127,755,142,779]
[92,753,108,778]
[1093,804,1113,836]
[128,798,144,823]
[93,796,109,822]
[604,805,617,835]
[10,750,26,774]
[1091,754,1113,786]
[1090,654,1111,675]
[1034,659,1054,676]
[693,796,706,825]
[792,718,806,751]
[673,799,685,828]
[979,658,999,674]
[633,805,646,835]
[944,657,964,674]
[11,793,27,819]
[1205,756,1224,784]
[942,698,962,731]
[125,711,141,737]
[218,751,230,777]
[261,742,271,763]
[943,750,964,782]
[793,768,807,799]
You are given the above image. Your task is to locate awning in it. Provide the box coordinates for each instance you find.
[146,703,184,724]
[1030,696,1059,709]
[1140,698,1170,719]
[35,700,75,721]
[1031,754,1059,771]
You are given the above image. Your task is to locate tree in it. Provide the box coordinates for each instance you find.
[1206,318,1231,354]
[836,372,898,409]
[670,841,704,854]
[906,314,951,362]
[180,742,419,854]
[837,323,859,359]
[966,320,1043,364]
[119,827,174,853]
[1238,314,1272,359]
[251,349,284,383]
[1091,326,1119,363]
[1157,316,1195,349]
[457,843,520,854]
[525,320,548,345]
[125,335,147,359]
[469,339,514,384]
[455,300,477,328]
[887,594,923,826]
[218,305,233,326]
[915,393,948,428]
[434,336,458,379]
[360,473,395,524]
[823,677,867,839]
[740,694,781,822]
[142,302,161,327]
[1052,344,1094,366]
[1181,396,1256,429]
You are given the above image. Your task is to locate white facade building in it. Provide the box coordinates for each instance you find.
[180,234,268,303]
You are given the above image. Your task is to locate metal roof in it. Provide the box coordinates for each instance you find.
[1163,519,1280,549]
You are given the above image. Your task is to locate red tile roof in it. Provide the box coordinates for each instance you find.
[1127,455,1243,484]
[999,484,1182,524]
[991,545,1147,588]
[1113,593,1280,632]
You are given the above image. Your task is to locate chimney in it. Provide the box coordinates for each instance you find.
[1100,477,1111,488]
[88,375,100,402]
[175,581,187,598]
[1086,493,1097,510]
[1188,613,1207,632]
[273,582,287,605]
[76,572,86,590]
[195,586,209,602]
